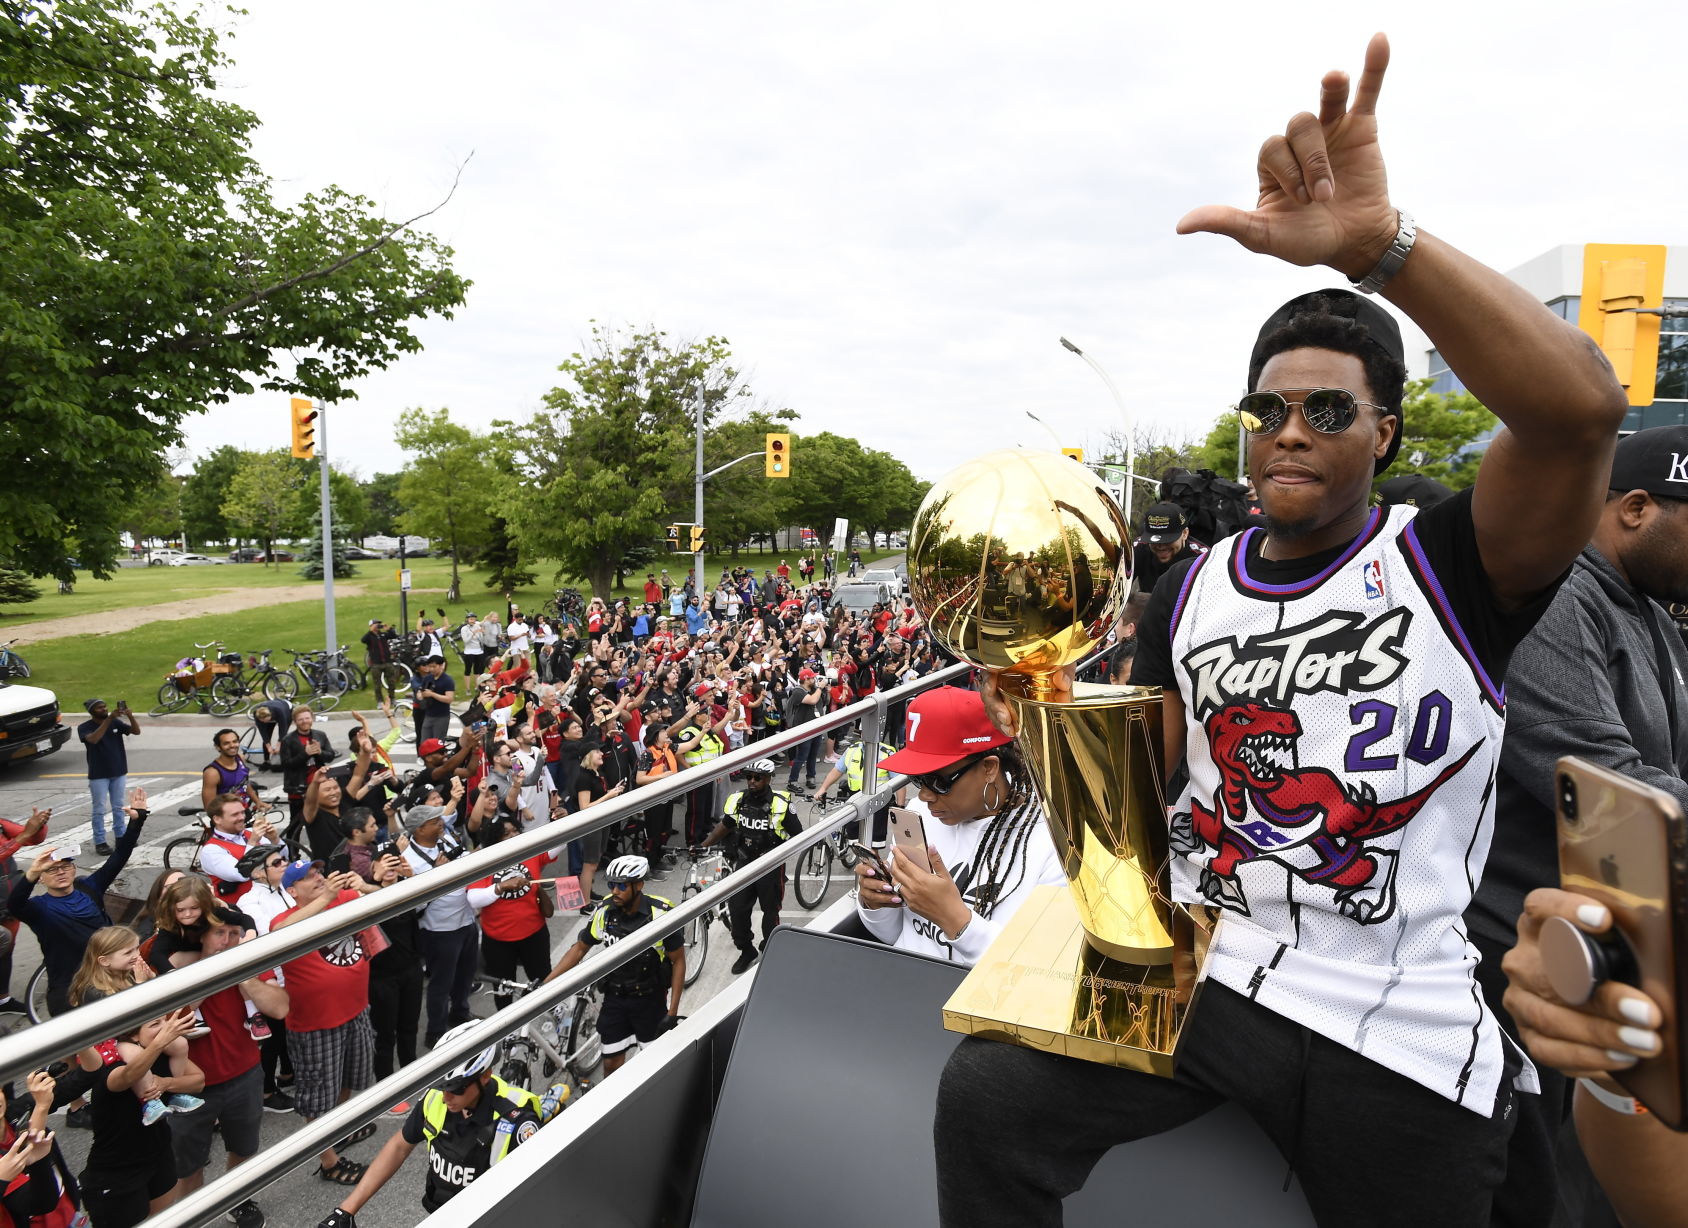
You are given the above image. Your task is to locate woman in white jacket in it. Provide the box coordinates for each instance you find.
[853,686,1064,966]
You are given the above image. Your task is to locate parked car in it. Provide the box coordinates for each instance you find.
[145,549,186,567]
[0,679,70,767]
[259,549,296,563]
[227,548,264,563]
[169,553,226,566]
[830,582,895,615]
[859,567,908,596]
[343,546,381,560]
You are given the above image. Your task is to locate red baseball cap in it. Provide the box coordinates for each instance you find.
[418,737,447,756]
[879,686,1014,775]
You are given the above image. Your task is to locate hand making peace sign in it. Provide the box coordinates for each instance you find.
[1177,32,1400,281]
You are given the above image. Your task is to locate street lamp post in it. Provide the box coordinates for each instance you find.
[1059,337,1136,522]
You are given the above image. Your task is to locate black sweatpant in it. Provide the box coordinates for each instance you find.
[369,968,424,1079]
[727,865,785,954]
[481,927,552,1008]
[642,801,675,860]
[260,1012,293,1093]
[935,981,1517,1228]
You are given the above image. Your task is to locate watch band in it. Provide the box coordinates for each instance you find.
[1350,210,1417,295]
[1578,1076,1648,1116]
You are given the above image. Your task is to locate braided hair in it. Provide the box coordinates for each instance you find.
[963,744,1039,921]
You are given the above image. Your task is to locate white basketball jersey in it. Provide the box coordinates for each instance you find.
[1168,504,1535,1113]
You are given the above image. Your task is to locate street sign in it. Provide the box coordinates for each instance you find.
[399,569,412,591]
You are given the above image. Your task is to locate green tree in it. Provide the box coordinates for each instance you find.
[858,450,927,547]
[499,326,751,599]
[1386,379,1497,490]
[1190,415,1246,485]
[783,431,880,541]
[181,446,251,546]
[481,515,537,596]
[0,568,41,606]
[125,466,184,549]
[221,450,306,564]
[298,506,356,580]
[0,0,469,585]
[291,467,368,545]
[395,408,494,602]
[360,471,403,538]
[703,409,799,556]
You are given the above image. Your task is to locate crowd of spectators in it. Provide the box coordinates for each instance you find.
[0,558,945,1227]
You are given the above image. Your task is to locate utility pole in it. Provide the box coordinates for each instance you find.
[693,393,706,605]
[1059,338,1136,523]
[317,402,336,659]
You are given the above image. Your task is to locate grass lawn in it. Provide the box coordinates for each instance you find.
[12,548,903,710]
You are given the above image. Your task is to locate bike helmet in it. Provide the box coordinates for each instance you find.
[435,1022,499,1088]
[746,757,777,776]
[236,843,284,881]
[605,854,650,883]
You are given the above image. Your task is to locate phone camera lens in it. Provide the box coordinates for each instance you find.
[1559,774,1579,823]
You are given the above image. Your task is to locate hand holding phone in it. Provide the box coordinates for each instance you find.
[889,806,933,874]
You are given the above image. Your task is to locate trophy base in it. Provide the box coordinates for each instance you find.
[941,885,1197,1077]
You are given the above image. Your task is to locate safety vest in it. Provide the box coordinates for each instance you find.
[678,724,722,768]
[723,788,797,864]
[843,743,896,794]
[588,894,676,995]
[418,1074,549,1168]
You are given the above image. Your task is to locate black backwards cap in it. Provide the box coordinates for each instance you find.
[1250,288,1408,476]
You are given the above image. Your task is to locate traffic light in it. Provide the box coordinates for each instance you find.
[666,524,683,553]
[1061,447,1085,464]
[764,433,791,479]
[1578,244,1667,407]
[290,397,318,459]
[689,524,707,552]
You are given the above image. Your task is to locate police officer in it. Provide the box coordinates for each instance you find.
[813,731,898,844]
[543,855,685,1074]
[703,757,801,975]
[672,687,732,845]
[315,1022,553,1227]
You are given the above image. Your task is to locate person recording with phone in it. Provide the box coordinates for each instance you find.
[1457,425,1688,1221]
[1502,887,1681,1228]
[851,687,1063,966]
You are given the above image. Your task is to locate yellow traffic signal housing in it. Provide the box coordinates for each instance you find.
[689,524,707,552]
[665,524,683,553]
[764,433,791,479]
[1578,244,1666,406]
[290,397,319,458]
[1062,447,1085,464]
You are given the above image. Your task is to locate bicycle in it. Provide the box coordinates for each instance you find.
[791,793,858,910]
[0,639,30,681]
[151,641,246,715]
[221,649,299,706]
[280,649,349,710]
[475,977,604,1094]
[679,848,727,987]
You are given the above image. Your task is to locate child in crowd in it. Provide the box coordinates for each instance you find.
[69,926,206,1125]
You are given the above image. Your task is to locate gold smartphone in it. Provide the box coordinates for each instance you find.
[888,806,934,874]
[1553,756,1688,1129]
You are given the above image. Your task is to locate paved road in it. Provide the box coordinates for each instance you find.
[0,709,856,1228]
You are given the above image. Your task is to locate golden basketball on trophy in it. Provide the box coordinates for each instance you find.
[908,447,1201,1076]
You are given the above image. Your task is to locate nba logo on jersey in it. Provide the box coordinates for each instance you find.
[1360,558,1385,600]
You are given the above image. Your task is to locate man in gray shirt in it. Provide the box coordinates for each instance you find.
[401,804,480,1047]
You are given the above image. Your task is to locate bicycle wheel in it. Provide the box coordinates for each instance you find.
[681,885,709,988]
[26,966,50,1023]
[793,840,832,910]
[566,987,603,1079]
[163,836,204,872]
[209,674,249,716]
[317,666,351,697]
[151,681,191,715]
[308,687,342,713]
[393,699,416,742]
[379,664,412,697]
[261,669,298,700]
[338,660,367,691]
[10,655,28,680]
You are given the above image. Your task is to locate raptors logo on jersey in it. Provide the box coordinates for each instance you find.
[1168,504,1532,1113]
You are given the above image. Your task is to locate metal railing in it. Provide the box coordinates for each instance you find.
[2,662,968,1227]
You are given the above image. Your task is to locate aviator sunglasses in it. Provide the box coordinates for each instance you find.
[1235,388,1385,437]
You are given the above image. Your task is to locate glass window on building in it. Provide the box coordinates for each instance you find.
[1656,300,1688,403]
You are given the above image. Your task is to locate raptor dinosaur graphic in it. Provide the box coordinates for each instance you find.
[1170,702,1481,924]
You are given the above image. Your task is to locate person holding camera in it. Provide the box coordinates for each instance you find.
[197,792,279,904]
[411,658,456,746]
[360,619,399,704]
[78,698,140,855]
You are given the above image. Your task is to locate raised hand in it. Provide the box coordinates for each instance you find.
[1176,33,1400,279]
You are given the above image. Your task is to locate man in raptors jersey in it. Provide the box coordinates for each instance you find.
[935,36,1628,1228]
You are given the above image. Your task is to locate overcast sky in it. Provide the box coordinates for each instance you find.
[182,1,1688,487]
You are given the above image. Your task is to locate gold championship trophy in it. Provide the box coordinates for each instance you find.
[913,448,1204,1075]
